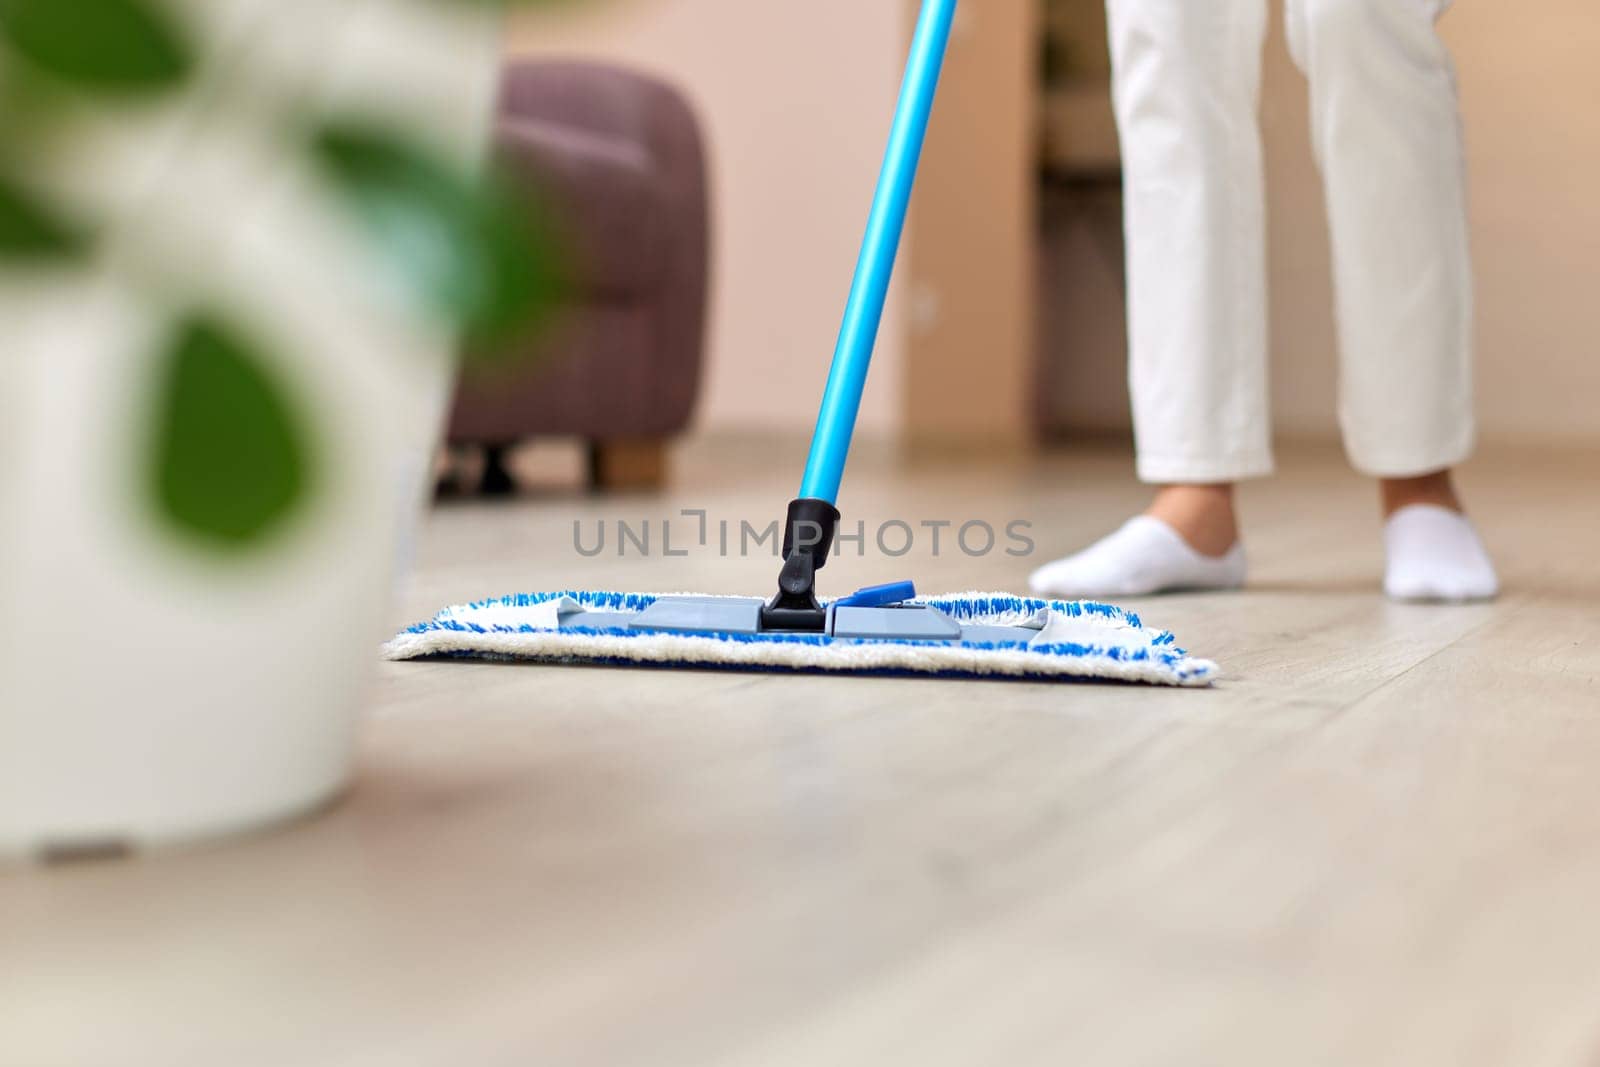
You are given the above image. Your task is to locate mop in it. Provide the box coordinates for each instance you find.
[386,0,1219,687]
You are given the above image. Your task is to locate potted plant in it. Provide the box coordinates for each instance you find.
[0,0,556,858]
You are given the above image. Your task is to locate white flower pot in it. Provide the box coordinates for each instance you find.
[0,0,502,858]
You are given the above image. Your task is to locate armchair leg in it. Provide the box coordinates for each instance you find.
[588,438,668,491]
[481,444,518,496]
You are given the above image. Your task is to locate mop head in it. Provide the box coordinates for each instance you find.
[385,591,1219,687]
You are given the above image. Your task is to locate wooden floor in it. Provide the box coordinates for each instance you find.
[6,438,1600,1066]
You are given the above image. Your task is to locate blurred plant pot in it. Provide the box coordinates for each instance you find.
[0,0,504,859]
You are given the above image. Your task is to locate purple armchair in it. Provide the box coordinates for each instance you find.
[448,60,711,492]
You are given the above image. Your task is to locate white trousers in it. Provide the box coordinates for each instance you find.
[1107,0,1474,483]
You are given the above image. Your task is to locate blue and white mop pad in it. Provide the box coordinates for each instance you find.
[384,590,1220,687]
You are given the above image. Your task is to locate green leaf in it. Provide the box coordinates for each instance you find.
[0,0,193,96]
[0,172,89,258]
[308,121,562,348]
[147,315,314,549]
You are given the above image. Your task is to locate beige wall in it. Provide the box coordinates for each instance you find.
[905,0,1038,451]
[509,1,912,438]
[1263,1,1600,446]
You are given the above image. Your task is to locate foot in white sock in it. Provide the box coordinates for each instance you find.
[1028,516,1247,599]
[1384,505,1499,603]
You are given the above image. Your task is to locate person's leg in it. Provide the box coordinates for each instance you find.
[1031,0,1267,598]
[1287,0,1496,601]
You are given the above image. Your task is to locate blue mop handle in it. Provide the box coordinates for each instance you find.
[798,0,959,505]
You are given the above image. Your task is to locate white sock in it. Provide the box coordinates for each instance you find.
[1384,505,1499,603]
[1028,516,1247,599]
